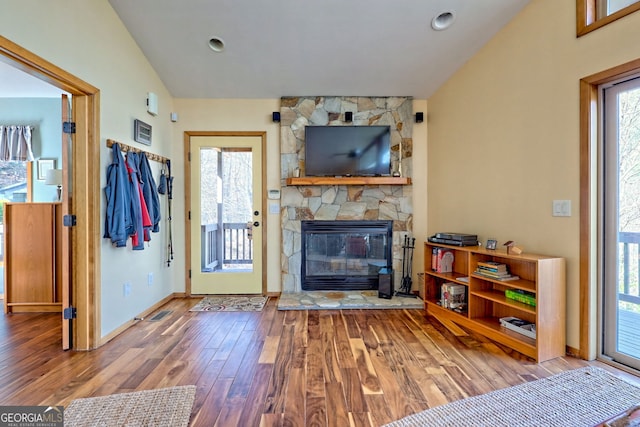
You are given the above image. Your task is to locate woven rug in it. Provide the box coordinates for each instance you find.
[65,385,196,427]
[385,367,640,427]
[189,295,267,312]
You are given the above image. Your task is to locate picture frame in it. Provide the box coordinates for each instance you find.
[37,158,56,180]
[486,239,498,250]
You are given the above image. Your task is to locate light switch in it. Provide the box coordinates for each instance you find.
[552,200,571,217]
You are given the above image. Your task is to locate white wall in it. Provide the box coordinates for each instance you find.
[1,0,176,337]
[172,99,281,292]
[412,99,428,293]
[427,0,640,349]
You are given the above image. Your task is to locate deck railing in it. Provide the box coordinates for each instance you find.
[201,224,218,271]
[223,222,253,265]
[619,231,640,305]
[201,222,253,270]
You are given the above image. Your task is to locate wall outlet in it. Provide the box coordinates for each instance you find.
[123,282,132,297]
[148,272,153,286]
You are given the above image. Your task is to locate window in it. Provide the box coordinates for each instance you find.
[577,0,640,36]
[0,160,31,205]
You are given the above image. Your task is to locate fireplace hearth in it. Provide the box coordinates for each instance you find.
[301,220,393,291]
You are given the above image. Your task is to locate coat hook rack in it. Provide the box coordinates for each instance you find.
[106,139,169,164]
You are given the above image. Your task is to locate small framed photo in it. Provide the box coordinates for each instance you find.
[37,158,56,180]
[486,239,498,250]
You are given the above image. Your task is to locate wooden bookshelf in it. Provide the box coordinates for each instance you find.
[286,176,411,186]
[423,242,566,362]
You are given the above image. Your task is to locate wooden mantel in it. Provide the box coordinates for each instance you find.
[286,176,411,186]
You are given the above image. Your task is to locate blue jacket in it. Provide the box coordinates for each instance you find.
[103,143,133,247]
[137,153,161,236]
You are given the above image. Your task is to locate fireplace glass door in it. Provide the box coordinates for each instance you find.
[301,220,392,290]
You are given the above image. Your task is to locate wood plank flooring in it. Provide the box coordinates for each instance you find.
[1,297,639,426]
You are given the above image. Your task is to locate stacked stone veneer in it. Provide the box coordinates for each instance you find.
[280,96,413,293]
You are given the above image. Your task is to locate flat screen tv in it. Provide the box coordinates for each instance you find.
[304,125,391,176]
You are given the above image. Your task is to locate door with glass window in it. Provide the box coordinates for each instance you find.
[601,76,640,370]
[189,134,264,295]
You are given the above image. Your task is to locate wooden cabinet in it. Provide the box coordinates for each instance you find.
[4,202,63,313]
[423,242,566,362]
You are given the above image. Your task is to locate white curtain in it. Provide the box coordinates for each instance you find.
[0,125,34,161]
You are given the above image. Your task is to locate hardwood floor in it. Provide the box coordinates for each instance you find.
[1,297,639,426]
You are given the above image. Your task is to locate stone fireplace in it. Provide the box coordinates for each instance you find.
[280,96,413,293]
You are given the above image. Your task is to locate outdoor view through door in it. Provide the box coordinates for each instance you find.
[601,75,640,371]
[189,134,263,295]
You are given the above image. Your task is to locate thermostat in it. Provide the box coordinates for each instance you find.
[268,189,281,200]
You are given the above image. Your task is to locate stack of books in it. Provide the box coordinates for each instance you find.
[440,282,467,312]
[474,261,520,281]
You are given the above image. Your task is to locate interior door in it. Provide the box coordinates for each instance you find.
[189,134,264,295]
[61,94,72,350]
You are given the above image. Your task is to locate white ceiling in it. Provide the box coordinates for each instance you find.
[108,0,530,99]
[1,1,530,99]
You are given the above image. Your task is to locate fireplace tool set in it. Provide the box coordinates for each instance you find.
[396,235,417,298]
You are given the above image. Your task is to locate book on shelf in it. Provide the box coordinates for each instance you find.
[495,275,520,281]
[431,247,454,273]
[505,289,536,307]
[477,261,508,272]
[500,316,536,339]
[474,269,520,281]
[476,267,510,276]
[440,282,467,311]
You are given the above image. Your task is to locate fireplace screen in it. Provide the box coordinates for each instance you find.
[301,220,392,290]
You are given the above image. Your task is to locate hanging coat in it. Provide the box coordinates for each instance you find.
[126,152,152,250]
[103,143,133,247]
[137,152,161,237]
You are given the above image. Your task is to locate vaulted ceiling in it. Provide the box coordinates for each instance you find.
[108,0,530,99]
[2,1,531,99]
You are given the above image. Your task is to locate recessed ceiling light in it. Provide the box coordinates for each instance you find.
[431,11,456,31]
[208,37,225,52]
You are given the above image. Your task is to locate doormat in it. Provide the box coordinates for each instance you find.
[189,296,267,312]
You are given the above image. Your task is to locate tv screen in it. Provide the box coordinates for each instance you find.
[304,126,391,176]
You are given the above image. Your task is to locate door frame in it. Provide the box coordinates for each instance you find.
[580,57,640,361]
[0,36,101,350]
[184,131,267,296]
